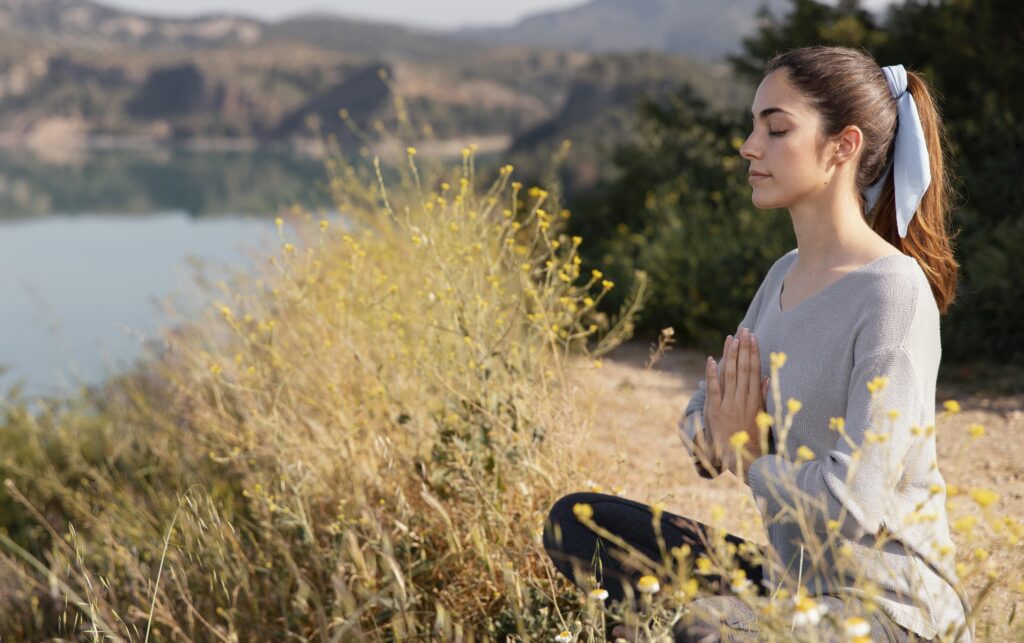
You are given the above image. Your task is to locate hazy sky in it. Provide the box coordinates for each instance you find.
[97,0,590,29]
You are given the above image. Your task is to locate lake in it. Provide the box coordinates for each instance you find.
[0,146,332,401]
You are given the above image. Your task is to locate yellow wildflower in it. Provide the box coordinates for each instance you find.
[943,400,961,413]
[866,376,888,393]
[796,445,815,461]
[572,503,593,521]
[969,488,999,508]
[968,423,984,438]
[952,515,977,533]
[730,432,750,449]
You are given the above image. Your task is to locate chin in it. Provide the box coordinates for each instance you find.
[750,190,784,209]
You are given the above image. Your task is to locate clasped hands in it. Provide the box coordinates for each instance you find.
[702,327,771,481]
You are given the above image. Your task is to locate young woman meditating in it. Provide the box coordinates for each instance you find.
[543,45,971,642]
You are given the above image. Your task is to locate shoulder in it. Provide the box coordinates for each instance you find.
[859,254,933,313]
[854,254,940,356]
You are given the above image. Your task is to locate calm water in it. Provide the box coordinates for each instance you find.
[0,147,331,400]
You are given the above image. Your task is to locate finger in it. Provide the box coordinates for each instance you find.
[736,330,751,402]
[707,357,720,406]
[726,333,740,399]
[719,335,730,388]
[746,332,761,401]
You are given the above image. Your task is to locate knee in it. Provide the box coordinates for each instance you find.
[542,491,599,553]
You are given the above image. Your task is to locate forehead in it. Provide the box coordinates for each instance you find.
[750,70,805,119]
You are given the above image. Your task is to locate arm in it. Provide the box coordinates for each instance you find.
[746,345,923,541]
[679,380,721,478]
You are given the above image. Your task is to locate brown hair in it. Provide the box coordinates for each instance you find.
[764,46,959,314]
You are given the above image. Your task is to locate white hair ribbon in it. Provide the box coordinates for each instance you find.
[861,64,931,238]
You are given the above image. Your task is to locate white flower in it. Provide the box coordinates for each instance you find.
[555,630,573,643]
[589,588,609,601]
[636,575,660,594]
[729,570,753,593]
[792,595,829,627]
[845,616,871,638]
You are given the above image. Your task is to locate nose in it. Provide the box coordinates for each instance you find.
[739,134,760,161]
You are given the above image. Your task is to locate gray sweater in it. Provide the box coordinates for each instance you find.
[679,248,971,641]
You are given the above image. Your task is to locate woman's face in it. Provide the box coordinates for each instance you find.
[739,69,832,210]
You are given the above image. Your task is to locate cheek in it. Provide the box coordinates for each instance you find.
[773,138,822,179]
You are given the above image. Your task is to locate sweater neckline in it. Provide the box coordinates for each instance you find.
[776,252,908,316]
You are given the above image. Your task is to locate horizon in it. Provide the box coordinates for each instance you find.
[93,0,590,30]
[92,0,899,30]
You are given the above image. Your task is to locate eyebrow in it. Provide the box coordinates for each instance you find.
[751,107,795,119]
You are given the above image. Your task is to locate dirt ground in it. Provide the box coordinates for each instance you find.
[564,338,1024,636]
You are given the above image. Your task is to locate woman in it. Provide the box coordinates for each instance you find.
[543,46,972,642]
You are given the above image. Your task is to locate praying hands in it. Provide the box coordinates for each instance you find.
[703,327,771,481]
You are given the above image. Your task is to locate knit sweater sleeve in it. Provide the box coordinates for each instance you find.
[678,260,779,479]
[746,343,924,541]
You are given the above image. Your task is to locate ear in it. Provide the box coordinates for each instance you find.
[832,124,864,166]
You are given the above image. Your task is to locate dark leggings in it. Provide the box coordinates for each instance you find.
[542,491,922,642]
[542,491,770,604]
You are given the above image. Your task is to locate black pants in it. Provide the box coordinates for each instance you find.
[542,491,921,642]
[543,491,771,605]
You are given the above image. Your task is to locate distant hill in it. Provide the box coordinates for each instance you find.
[0,0,804,61]
[452,0,793,59]
[0,0,755,180]
[0,0,264,48]
[0,0,482,59]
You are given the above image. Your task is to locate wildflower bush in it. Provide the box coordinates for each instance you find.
[0,125,646,638]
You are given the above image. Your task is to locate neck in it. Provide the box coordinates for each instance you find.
[787,183,879,274]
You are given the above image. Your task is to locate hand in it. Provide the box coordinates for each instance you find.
[705,328,770,479]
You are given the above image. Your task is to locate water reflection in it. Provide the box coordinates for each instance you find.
[0,146,334,399]
[0,146,332,219]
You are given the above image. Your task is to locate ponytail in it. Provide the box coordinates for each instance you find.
[866,70,960,314]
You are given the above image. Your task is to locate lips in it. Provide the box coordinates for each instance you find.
[749,173,770,182]
[749,171,770,177]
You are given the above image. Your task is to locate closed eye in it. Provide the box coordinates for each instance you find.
[769,130,788,137]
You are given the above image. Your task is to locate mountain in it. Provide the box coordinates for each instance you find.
[451,0,794,59]
[0,0,482,59]
[0,0,263,47]
[0,0,751,165]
